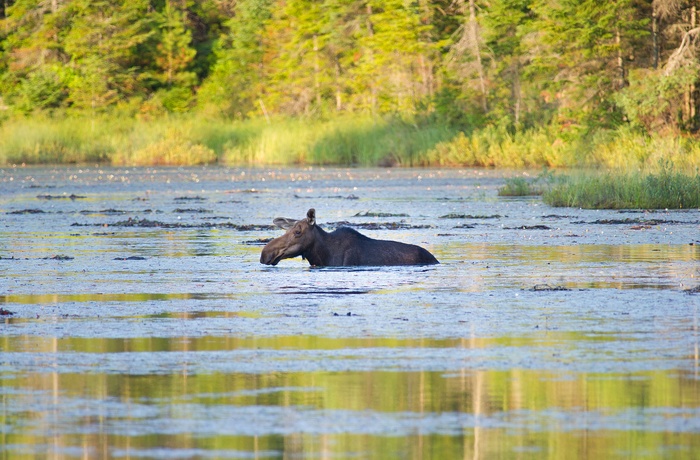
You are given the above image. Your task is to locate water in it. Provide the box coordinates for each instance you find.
[1,166,699,459]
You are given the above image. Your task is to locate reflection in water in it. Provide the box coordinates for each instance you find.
[2,167,700,458]
[2,337,700,458]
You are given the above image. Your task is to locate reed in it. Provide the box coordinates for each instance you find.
[544,167,700,209]
[1,114,700,173]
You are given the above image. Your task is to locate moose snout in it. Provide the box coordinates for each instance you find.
[260,247,277,265]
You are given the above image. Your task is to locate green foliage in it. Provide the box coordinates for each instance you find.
[1,0,700,168]
[426,124,575,168]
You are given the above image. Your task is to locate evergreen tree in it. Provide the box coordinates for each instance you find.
[62,0,153,111]
[530,0,648,129]
[152,0,197,112]
[198,0,273,117]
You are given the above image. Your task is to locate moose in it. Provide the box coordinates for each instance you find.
[260,208,439,267]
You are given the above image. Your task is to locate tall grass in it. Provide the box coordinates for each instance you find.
[544,167,700,209]
[0,115,459,166]
[425,124,576,168]
[1,114,700,172]
[222,116,459,166]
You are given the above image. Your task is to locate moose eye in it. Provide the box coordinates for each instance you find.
[294,229,302,236]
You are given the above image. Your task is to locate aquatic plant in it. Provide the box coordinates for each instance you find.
[544,167,700,209]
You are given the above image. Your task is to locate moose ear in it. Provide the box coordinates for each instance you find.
[273,217,297,229]
[307,208,316,226]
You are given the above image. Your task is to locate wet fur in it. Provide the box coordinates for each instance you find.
[260,208,439,267]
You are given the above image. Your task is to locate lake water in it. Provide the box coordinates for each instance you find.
[1,166,699,459]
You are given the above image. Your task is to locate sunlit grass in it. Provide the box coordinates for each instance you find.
[0,115,459,166]
[544,168,700,209]
[498,177,544,196]
[1,114,700,177]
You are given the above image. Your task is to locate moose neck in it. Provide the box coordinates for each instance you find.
[302,225,332,266]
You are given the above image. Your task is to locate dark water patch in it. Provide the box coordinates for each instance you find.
[79,209,128,215]
[7,209,45,215]
[505,225,551,230]
[354,211,409,218]
[453,224,477,229]
[143,310,262,320]
[174,195,207,201]
[440,213,503,219]
[327,221,433,230]
[173,208,213,214]
[71,218,274,231]
[684,286,700,295]
[0,308,14,316]
[113,256,147,261]
[36,194,86,200]
[0,256,22,260]
[333,311,360,316]
[278,286,370,295]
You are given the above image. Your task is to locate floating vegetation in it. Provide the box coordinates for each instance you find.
[79,209,128,215]
[354,211,409,218]
[505,225,552,230]
[440,213,503,219]
[173,208,213,214]
[8,209,45,214]
[573,218,692,225]
[328,221,433,230]
[531,284,571,292]
[42,255,74,260]
[37,194,86,200]
[72,218,275,231]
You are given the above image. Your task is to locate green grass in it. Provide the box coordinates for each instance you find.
[1,114,700,182]
[0,114,459,166]
[543,168,700,209]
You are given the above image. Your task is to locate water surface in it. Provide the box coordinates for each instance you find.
[1,166,699,458]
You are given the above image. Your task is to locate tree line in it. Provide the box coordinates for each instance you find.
[1,0,699,136]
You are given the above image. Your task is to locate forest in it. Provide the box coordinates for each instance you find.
[1,0,700,171]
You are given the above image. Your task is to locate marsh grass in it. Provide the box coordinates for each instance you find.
[0,115,459,166]
[223,117,459,166]
[544,167,700,209]
[498,177,545,196]
[426,125,576,168]
[2,114,700,174]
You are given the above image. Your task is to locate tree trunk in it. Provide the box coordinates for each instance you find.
[615,25,627,90]
[313,34,321,108]
[652,7,659,69]
[366,3,377,114]
[467,0,487,111]
[690,2,697,129]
